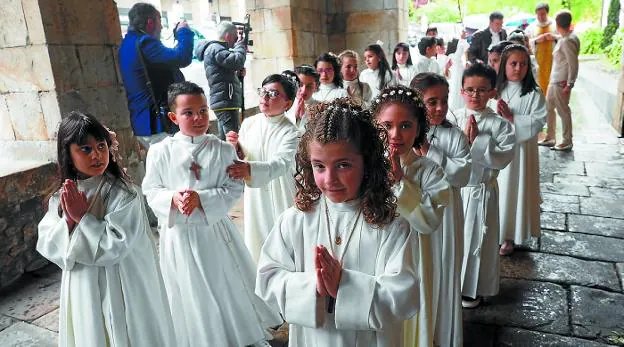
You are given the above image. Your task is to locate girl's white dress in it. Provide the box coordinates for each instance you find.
[394,63,419,87]
[256,198,419,347]
[344,79,373,107]
[38,174,175,347]
[360,68,394,99]
[312,83,349,103]
[493,82,547,244]
[448,39,470,112]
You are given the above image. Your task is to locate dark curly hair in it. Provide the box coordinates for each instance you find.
[370,85,430,149]
[295,97,397,228]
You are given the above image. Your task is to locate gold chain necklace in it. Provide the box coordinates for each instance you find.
[324,199,361,261]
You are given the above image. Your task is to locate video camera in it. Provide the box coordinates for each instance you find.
[233,14,253,48]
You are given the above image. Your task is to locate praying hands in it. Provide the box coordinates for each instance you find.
[463,114,479,145]
[172,189,201,216]
[61,179,88,230]
[315,245,342,299]
[389,146,404,184]
[497,99,514,122]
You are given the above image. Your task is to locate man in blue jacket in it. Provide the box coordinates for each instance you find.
[194,21,246,140]
[119,3,194,149]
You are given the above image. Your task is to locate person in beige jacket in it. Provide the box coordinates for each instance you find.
[539,10,580,151]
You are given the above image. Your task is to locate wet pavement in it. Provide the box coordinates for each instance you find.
[0,62,623,346]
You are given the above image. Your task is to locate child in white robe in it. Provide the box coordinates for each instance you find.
[411,73,472,347]
[38,111,175,347]
[435,38,452,78]
[287,65,320,132]
[448,35,470,112]
[360,43,395,99]
[392,42,419,87]
[339,50,373,107]
[143,82,281,346]
[415,37,442,75]
[492,44,547,255]
[256,98,420,347]
[226,73,301,262]
[371,85,451,347]
[456,63,516,308]
[312,53,349,103]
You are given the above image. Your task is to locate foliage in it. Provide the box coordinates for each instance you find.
[607,331,624,346]
[409,0,416,21]
[561,0,571,9]
[415,0,602,25]
[604,28,624,66]
[579,27,604,54]
[601,0,621,49]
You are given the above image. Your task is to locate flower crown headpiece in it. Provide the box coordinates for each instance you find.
[325,104,361,116]
[370,88,424,108]
[281,73,300,89]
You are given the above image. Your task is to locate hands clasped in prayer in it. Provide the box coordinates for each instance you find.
[61,179,88,229]
[315,245,342,299]
[497,99,514,122]
[172,189,201,216]
[463,114,479,145]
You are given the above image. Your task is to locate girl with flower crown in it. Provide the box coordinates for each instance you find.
[226,72,301,263]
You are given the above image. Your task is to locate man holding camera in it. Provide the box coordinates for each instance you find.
[195,21,247,140]
[119,2,194,149]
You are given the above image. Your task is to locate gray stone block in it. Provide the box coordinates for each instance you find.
[554,174,624,190]
[539,159,585,176]
[541,212,567,232]
[540,182,590,197]
[571,286,624,339]
[568,214,624,239]
[586,162,624,179]
[589,187,624,200]
[618,264,624,292]
[0,275,60,321]
[541,193,580,214]
[497,327,613,347]
[32,308,58,333]
[0,322,57,347]
[541,230,624,262]
[0,315,14,332]
[463,279,569,335]
[501,252,620,292]
[581,197,624,219]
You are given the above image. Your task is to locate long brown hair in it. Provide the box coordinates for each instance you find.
[295,98,397,228]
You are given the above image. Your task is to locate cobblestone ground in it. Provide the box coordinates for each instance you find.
[1,66,623,346]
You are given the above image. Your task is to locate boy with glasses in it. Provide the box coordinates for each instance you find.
[455,63,516,308]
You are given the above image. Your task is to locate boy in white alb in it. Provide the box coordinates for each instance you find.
[286,65,319,132]
[456,64,515,308]
[143,82,281,346]
[415,37,442,75]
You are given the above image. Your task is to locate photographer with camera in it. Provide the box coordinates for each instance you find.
[119,2,194,149]
[195,21,247,140]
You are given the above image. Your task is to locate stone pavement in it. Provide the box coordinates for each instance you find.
[1,62,623,346]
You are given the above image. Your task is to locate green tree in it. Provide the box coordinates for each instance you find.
[602,0,621,49]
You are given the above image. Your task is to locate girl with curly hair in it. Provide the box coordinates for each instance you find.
[370,85,450,347]
[256,98,419,347]
[411,73,472,347]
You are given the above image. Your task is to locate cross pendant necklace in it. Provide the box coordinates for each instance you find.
[190,161,201,180]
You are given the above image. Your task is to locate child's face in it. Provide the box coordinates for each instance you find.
[297,73,317,101]
[377,103,420,156]
[364,50,380,70]
[70,135,109,178]
[422,84,449,126]
[316,61,335,85]
[462,76,496,111]
[259,82,293,116]
[309,140,364,203]
[169,94,210,137]
[488,52,502,73]
[341,57,359,81]
[505,51,529,82]
[436,44,445,55]
[395,48,409,65]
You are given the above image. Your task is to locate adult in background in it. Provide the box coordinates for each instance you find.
[539,10,580,151]
[426,27,438,37]
[119,2,194,149]
[195,21,247,140]
[527,3,557,95]
[468,11,508,64]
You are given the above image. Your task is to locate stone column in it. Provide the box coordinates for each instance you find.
[0,0,137,289]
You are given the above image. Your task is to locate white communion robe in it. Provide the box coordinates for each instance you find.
[395,152,450,347]
[239,113,300,262]
[425,123,472,347]
[414,56,442,76]
[286,97,318,135]
[456,107,516,298]
[256,198,419,347]
[492,82,547,245]
[448,39,470,112]
[311,83,349,103]
[37,174,175,347]
[142,132,282,346]
[360,68,395,99]
[395,63,419,87]
[344,79,373,107]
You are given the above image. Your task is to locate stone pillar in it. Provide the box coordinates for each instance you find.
[0,0,137,289]
[330,0,409,57]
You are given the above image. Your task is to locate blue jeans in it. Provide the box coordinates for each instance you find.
[215,110,241,140]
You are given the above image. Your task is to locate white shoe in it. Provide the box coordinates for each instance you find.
[462,296,482,308]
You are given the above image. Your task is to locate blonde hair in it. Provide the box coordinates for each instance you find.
[338,50,360,63]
